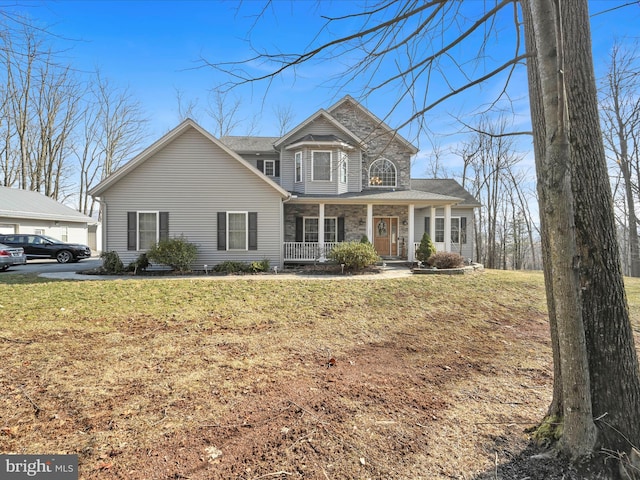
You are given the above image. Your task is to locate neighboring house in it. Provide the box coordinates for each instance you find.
[90,96,480,269]
[0,186,98,250]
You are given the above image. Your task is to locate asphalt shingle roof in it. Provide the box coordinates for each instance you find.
[220,136,279,154]
[410,179,481,206]
[0,186,95,223]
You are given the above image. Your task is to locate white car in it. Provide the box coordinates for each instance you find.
[0,242,27,271]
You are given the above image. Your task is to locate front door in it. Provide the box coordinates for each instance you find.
[373,217,398,257]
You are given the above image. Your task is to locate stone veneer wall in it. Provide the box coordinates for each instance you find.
[283,203,411,248]
[329,101,412,191]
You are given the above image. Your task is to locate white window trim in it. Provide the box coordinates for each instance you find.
[369,158,397,187]
[312,150,332,182]
[227,211,248,251]
[263,159,276,177]
[295,151,303,183]
[137,211,159,251]
[339,151,348,184]
[303,216,338,242]
[435,216,465,244]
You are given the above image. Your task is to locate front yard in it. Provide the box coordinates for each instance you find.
[1,271,638,479]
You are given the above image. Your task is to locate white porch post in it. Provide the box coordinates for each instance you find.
[430,206,436,243]
[444,204,452,252]
[366,204,373,242]
[408,204,415,262]
[318,203,325,260]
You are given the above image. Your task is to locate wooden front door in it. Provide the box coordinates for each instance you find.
[373,217,398,257]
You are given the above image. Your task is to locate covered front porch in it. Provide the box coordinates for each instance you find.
[283,196,460,263]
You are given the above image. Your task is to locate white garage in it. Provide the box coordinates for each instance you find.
[0,187,99,252]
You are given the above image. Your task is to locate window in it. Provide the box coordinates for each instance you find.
[339,151,348,183]
[369,158,397,187]
[435,217,445,243]
[61,228,68,242]
[35,229,45,235]
[138,212,158,250]
[228,212,247,250]
[295,151,302,183]
[257,159,279,177]
[429,216,467,244]
[312,151,332,181]
[263,160,275,176]
[303,217,337,242]
[217,211,258,251]
[127,211,168,250]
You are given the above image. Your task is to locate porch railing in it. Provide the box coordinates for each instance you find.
[284,242,340,261]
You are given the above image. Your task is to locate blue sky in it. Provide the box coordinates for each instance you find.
[6,1,640,178]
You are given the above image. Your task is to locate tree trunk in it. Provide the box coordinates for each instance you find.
[561,0,640,453]
[525,0,597,457]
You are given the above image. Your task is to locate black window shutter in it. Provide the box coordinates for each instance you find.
[217,212,226,250]
[248,212,258,250]
[257,160,264,173]
[338,217,345,242]
[159,212,169,241]
[461,217,467,244]
[425,217,430,236]
[295,217,303,242]
[127,212,137,250]
[275,160,280,177]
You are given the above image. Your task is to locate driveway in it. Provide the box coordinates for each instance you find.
[1,257,102,276]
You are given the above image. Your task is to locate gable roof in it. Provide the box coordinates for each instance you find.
[0,186,95,223]
[327,95,419,155]
[89,119,290,198]
[273,109,365,149]
[411,179,481,207]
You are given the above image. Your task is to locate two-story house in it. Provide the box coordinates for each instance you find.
[90,96,479,269]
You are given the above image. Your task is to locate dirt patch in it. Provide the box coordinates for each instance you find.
[0,273,604,479]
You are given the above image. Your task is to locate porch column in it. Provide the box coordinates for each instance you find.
[408,204,415,262]
[430,206,436,244]
[318,203,325,261]
[444,204,452,252]
[366,204,373,242]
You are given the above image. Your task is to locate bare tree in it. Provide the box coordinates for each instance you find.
[600,41,640,277]
[75,72,148,217]
[203,0,640,466]
[273,103,295,136]
[174,86,200,122]
[207,89,243,138]
[458,116,524,269]
[423,141,449,179]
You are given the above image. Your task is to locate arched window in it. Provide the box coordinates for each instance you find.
[369,159,397,187]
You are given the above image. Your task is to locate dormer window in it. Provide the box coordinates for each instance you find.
[369,158,397,187]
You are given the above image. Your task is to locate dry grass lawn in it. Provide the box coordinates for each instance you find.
[1,270,639,479]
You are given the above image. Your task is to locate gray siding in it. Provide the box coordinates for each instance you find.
[101,127,284,268]
[280,118,362,195]
[414,207,475,260]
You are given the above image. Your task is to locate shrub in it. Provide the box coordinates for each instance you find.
[415,232,436,263]
[214,261,251,274]
[100,250,124,274]
[146,236,198,273]
[127,253,150,274]
[327,241,380,270]
[250,259,270,273]
[360,235,371,245]
[427,251,465,269]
